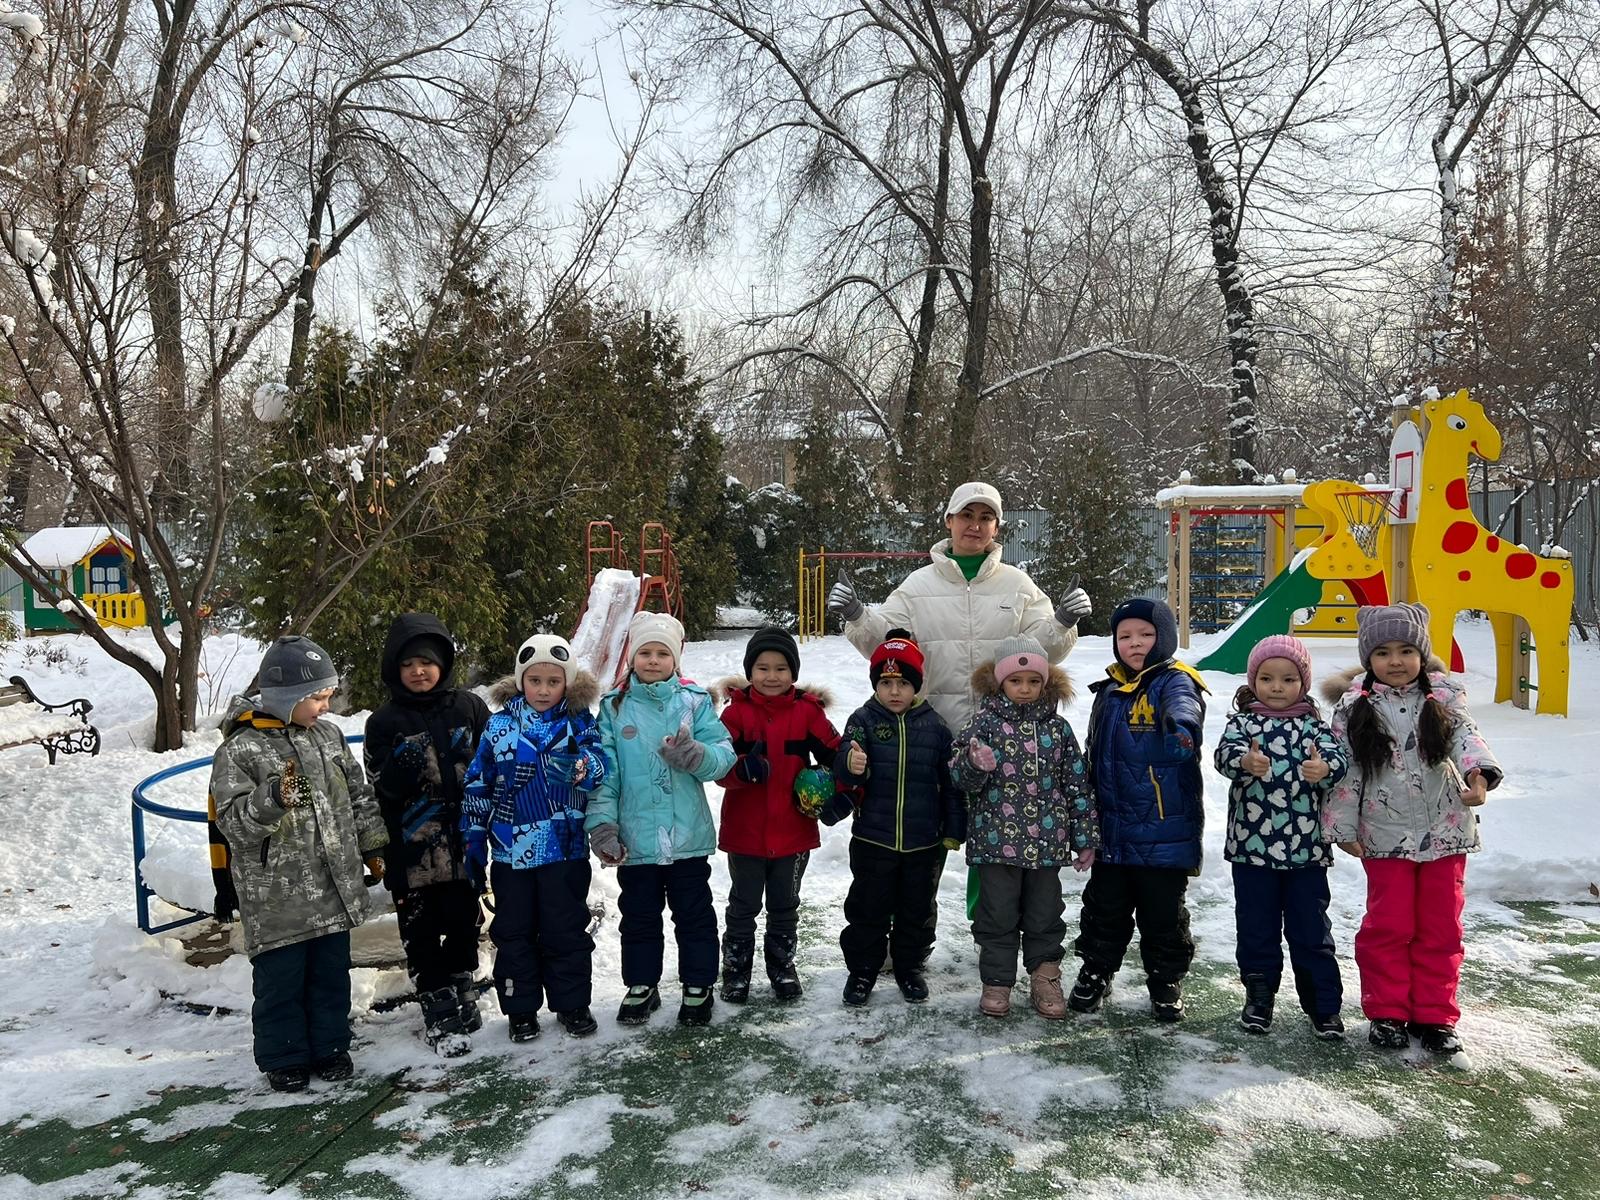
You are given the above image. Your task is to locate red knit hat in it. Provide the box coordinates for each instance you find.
[870,628,924,692]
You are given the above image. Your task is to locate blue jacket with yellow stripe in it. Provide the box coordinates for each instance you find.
[1085,659,1208,870]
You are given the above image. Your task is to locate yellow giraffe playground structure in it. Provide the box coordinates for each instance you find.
[1302,389,1573,716]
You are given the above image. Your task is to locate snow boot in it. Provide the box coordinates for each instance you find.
[1068,966,1111,1014]
[1148,979,1184,1023]
[617,985,661,1026]
[1310,1013,1346,1041]
[894,968,930,1004]
[842,971,876,1007]
[719,934,755,1005]
[678,985,715,1027]
[765,932,803,1002]
[267,1066,310,1093]
[1411,1022,1463,1056]
[1239,974,1276,1035]
[314,1050,353,1081]
[1029,962,1067,1020]
[980,983,1012,1018]
[452,972,485,1034]
[420,986,472,1058]
[508,1013,541,1042]
[1368,1018,1409,1050]
[556,1008,598,1037]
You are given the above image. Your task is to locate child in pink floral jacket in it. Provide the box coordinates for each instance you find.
[951,636,1098,1021]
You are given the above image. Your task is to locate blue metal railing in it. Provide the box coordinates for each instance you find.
[131,732,365,936]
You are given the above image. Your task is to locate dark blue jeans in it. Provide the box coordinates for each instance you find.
[489,858,593,1014]
[1232,861,1342,1016]
[616,857,718,988]
[250,930,351,1071]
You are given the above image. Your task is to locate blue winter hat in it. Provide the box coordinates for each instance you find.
[1109,597,1178,670]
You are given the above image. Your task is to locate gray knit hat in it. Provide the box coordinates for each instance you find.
[1356,603,1432,669]
[993,635,1049,685]
[258,635,339,721]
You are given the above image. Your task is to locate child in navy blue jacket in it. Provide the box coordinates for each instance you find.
[1214,634,1348,1039]
[462,634,606,1044]
[1069,598,1207,1022]
[831,630,965,1007]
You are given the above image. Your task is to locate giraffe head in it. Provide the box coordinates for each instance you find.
[1423,388,1502,463]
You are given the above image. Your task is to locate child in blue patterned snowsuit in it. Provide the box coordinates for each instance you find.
[462,634,606,1043]
[1213,634,1348,1040]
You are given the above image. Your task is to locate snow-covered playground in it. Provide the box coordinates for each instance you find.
[1,618,1597,1200]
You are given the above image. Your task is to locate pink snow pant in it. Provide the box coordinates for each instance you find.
[1355,854,1467,1025]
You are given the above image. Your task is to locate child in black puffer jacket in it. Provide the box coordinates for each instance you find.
[831,630,965,1007]
[364,613,490,1057]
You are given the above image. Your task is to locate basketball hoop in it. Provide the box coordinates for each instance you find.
[1332,488,1402,561]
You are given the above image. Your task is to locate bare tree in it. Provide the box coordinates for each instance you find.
[0,0,647,748]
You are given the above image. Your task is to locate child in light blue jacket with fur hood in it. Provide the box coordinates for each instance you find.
[585,612,735,1028]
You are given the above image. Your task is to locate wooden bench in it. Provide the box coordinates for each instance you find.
[0,675,102,764]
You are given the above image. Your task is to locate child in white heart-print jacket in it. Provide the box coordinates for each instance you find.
[1213,635,1348,1041]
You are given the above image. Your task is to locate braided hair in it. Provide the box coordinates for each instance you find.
[1346,668,1454,777]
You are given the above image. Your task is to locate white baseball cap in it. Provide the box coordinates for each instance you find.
[945,481,1003,523]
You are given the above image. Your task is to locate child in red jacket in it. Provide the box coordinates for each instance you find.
[715,626,842,1003]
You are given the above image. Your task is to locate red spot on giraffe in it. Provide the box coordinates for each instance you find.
[1458,570,1471,582]
[1506,553,1536,580]
[1441,522,1478,554]
[1541,571,1562,589]
[1445,478,1469,510]
[1486,536,1500,552]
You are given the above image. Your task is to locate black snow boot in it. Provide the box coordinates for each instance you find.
[1148,979,1185,1023]
[678,986,715,1027]
[765,932,803,1002]
[556,1008,598,1037]
[1068,967,1111,1014]
[419,986,472,1058]
[894,968,930,1004]
[452,972,485,1034]
[842,971,876,1007]
[1410,1022,1463,1056]
[267,1066,310,1093]
[314,1050,353,1081]
[508,1013,540,1042]
[1239,974,1277,1035]
[1310,1013,1347,1040]
[720,935,756,1005]
[1368,1018,1409,1050]
[617,985,661,1026]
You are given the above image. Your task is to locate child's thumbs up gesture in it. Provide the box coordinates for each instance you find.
[846,739,868,777]
[1241,738,1271,779]
[1460,767,1489,807]
[1299,742,1331,784]
[966,738,998,772]
[659,721,706,772]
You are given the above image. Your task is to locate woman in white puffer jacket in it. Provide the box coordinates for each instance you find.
[827,481,1092,733]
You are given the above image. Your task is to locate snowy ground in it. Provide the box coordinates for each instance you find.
[0,617,1597,1199]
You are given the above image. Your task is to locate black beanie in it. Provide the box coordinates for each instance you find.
[1109,597,1179,670]
[398,634,449,669]
[744,625,800,679]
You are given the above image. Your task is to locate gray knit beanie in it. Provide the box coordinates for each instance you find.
[258,635,339,721]
[1356,603,1432,669]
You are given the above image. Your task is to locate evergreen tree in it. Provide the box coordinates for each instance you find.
[671,416,738,638]
[1034,429,1158,636]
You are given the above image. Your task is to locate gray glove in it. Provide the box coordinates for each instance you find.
[588,823,626,864]
[826,568,864,622]
[659,724,707,772]
[1055,586,1092,628]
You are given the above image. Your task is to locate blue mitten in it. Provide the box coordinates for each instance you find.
[1163,720,1195,760]
[734,741,769,784]
[462,828,489,892]
[392,736,428,774]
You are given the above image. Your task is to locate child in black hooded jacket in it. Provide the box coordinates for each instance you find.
[364,613,490,1056]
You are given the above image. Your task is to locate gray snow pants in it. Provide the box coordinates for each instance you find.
[971,862,1067,986]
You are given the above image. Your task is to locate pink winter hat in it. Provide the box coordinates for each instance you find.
[993,636,1048,686]
[1247,634,1312,692]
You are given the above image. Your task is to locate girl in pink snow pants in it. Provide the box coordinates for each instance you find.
[1320,603,1502,1059]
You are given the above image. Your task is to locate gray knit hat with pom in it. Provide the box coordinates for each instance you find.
[1356,603,1431,669]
